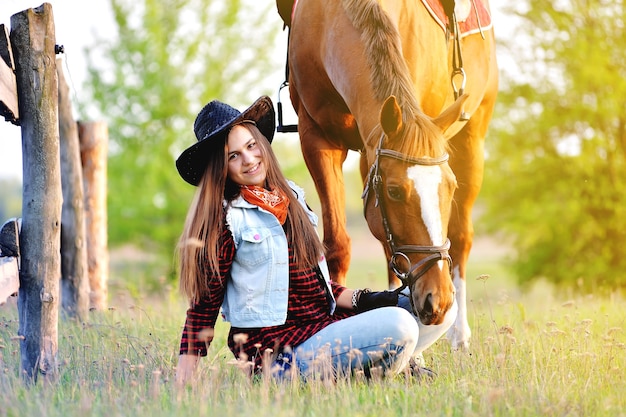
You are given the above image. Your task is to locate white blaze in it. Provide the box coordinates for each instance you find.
[407,164,444,247]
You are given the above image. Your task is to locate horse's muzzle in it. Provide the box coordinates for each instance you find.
[417,292,454,325]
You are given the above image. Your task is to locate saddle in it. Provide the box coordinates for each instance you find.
[423,0,492,37]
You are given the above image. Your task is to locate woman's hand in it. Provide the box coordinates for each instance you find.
[176,354,200,387]
[355,289,399,313]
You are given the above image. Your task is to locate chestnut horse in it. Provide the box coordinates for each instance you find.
[283,0,498,348]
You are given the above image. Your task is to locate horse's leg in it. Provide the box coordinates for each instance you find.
[298,114,351,285]
[447,125,482,350]
[445,28,498,350]
[446,104,494,350]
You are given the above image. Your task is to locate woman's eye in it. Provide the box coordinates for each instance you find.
[387,186,403,201]
[248,141,257,149]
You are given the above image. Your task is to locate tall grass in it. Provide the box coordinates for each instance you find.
[1,230,625,416]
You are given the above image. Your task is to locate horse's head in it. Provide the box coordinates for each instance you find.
[362,94,468,325]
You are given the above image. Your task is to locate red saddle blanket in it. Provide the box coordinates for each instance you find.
[277,0,492,36]
[422,0,492,37]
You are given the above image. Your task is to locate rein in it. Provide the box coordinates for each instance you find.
[361,133,453,294]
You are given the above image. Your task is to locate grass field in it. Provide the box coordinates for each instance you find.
[1,225,625,416]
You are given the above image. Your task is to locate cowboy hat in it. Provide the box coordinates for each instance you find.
[176,95,276,186]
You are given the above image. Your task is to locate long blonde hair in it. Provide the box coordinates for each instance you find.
[177,123,325,302]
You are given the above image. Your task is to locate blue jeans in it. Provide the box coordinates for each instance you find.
[291,289,458,378]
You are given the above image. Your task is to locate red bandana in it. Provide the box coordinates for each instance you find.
[240,185,290,225]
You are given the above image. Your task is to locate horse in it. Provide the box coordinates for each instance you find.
[280,0,498,349]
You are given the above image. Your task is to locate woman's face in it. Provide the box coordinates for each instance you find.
[226,124,267,187]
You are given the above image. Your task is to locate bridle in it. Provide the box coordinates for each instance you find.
[361,132,453,294]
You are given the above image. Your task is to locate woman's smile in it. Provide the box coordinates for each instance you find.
[227,125,267,187]
[245,163,261,174]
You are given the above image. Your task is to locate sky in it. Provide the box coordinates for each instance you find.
[0,1,514,183]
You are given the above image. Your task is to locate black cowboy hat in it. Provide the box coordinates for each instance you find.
[176,95,276,186]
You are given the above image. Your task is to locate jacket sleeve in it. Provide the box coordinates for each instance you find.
[330,281,348,300]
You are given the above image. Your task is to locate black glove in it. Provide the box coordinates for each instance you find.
[354,289,399,313]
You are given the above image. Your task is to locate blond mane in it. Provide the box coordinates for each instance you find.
[341,0,447,157]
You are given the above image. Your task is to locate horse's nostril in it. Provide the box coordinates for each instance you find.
[418,294,437,324]
[423,293,434,315]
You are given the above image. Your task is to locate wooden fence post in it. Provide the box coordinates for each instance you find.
[10,3,60,383]
[57,57,89,320]
[78,121,109,311]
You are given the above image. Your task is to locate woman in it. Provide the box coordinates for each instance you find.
[175,96,456,384]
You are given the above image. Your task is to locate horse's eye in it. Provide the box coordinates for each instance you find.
[387,185,403,201]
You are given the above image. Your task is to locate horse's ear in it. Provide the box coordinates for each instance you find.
[380,95,403,138]
[432,94,469,133]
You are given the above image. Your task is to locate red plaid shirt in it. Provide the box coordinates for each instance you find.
[179,226,354,369]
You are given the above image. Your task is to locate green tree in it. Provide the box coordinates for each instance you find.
[0,178,22,221]
[81,0,280,276]
[481,1,626,292]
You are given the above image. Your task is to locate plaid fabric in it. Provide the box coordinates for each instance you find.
[179,225,353,370]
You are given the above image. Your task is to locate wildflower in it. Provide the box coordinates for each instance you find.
[347,348,363,361]
[499,325,513,334]
[366,350,384,362]
[369,365,384,381]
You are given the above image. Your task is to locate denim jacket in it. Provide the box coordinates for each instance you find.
[221,181,336,327]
